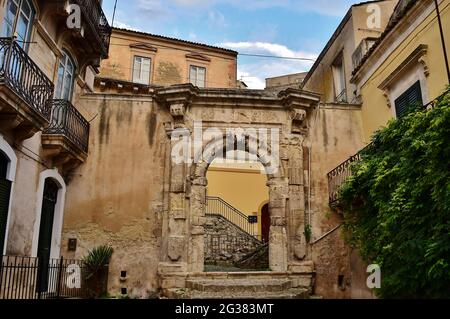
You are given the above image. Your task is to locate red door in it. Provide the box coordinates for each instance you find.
[261,204,270,243]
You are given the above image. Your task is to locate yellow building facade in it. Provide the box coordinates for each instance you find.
[206,161,269,237]
[352,0,450,142]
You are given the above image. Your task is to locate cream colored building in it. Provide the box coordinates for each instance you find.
[0,0,110,273]
[265,72,308,92]
[302,0,399,104]
[99,28,238,89]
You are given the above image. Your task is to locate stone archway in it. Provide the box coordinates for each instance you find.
[188,134,288,273]
[156,85,320,290]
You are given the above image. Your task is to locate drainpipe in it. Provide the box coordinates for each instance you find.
[435,0,450,84]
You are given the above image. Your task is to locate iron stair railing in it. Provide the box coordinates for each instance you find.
[206,196,261,241]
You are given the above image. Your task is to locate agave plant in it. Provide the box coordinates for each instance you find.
[82,245,113,279]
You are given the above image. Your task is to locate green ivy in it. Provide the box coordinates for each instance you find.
[304,224,312,243]
[340,87,450,298]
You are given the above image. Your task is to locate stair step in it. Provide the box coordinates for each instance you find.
[186,279,292,293]
[166,287,310,299]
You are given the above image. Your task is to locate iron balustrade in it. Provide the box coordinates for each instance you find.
[327,154,362,204]
[0,255,88,299]
[206,196,261,240]
[326,89,450,205]
[335,89,348,103]
[71,0,112,58]
[44,99,90,153]
[0,38,54,122]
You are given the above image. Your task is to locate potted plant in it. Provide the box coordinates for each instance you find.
[82,245,113,299]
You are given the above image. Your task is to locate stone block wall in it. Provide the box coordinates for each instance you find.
[204,215,262,265]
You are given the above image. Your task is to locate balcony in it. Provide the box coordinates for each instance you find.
[335,89,348,103]
[42,99,90,168]
[352,37,378,70]
[0,38,54,141]
[327,154,362,205]
[71,0,112,58]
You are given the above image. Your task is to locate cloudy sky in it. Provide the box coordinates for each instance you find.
[102,0,359,89]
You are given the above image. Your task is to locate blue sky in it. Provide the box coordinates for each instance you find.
[101,0,360,88]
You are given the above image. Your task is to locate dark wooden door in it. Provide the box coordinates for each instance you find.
[36,178,58,293]
[0,152,12,254]
[261,203,270,243]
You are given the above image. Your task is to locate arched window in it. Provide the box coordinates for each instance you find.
[55,50,76,101]
[1,0,35,50]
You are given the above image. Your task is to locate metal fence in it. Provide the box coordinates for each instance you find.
[0,255,88,299]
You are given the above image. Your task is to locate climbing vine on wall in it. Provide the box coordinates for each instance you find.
[340,87,450,298]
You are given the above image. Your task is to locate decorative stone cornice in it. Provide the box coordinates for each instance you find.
[278,88,320,133]
[378,44,429,91]
[186,52,211,62]
[155,84,199,127]
[378,44,428,108]
[129,43,158,52]
[278,88,321,110]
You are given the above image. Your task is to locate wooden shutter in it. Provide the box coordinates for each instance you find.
[394,81,423,118]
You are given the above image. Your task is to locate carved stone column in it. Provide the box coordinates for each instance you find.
[267,177,289,272]
[287,135,307,261]
[188,167,208,272]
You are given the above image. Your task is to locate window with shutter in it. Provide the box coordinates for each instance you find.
[132,56,151,85]
[394,81,423,118]
[189,65,206,88]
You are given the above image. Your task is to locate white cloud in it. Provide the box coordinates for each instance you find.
[188,32,197,40]
[218,41,316,89]
[113,21,141,31]
[208,10,228,28]
[237,70,266,90]
[218,41,317,60]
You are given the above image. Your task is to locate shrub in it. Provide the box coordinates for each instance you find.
[340,88,450,298]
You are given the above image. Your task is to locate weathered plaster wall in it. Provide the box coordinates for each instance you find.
[307,104,374,298]
[5,134,44,256]
[61,94,172,298]
[100,29,237,88]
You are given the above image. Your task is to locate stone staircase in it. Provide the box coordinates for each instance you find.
[162,270,314,299]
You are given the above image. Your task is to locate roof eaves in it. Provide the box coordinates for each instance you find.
[112,27,238,56]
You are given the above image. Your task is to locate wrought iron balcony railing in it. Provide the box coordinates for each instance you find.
[44,99,90,154]
[0,38,54,122]
[335,89,348,103]
[327,154,362,204]
[71,0,112,58]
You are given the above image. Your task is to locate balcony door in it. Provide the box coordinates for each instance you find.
[55,51,76,101]
[1,0,35,50]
